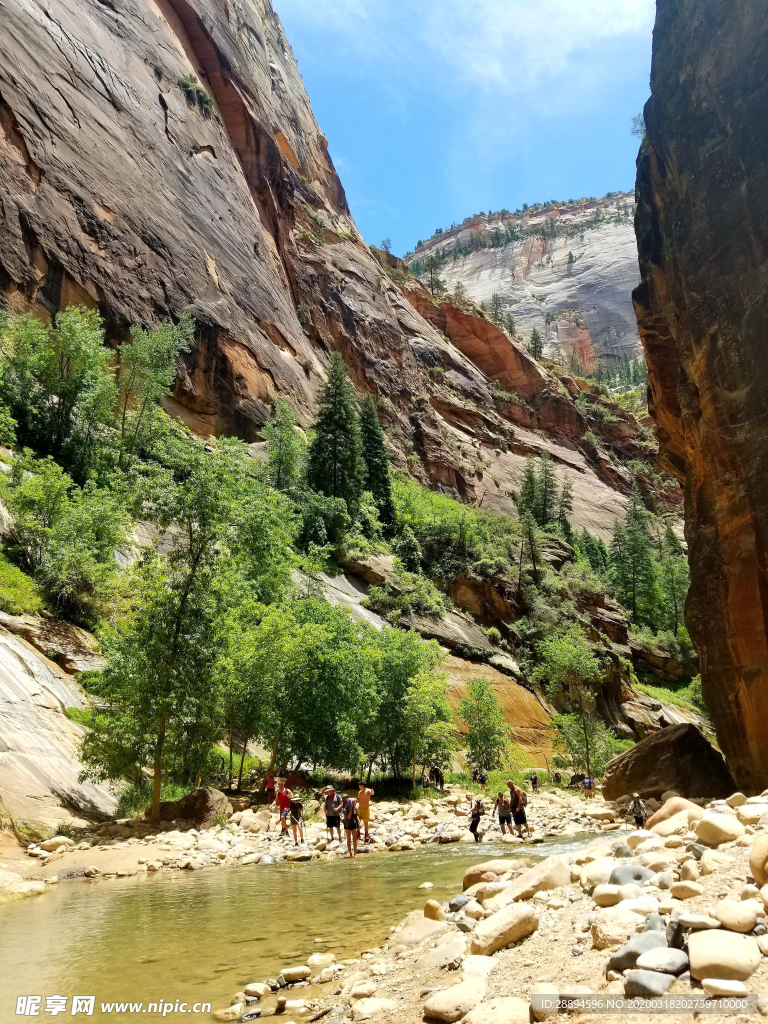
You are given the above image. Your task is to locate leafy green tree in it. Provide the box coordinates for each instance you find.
[533,625,600,777]
[504,313,517,337]
[80,441,295,823]
[380,238,392,253]
[3,452,128,620]
[403,670,456,793]
[551,712,624,777]
[0,306,115,469]
[117,313,194,468]
[458,677,511,770]
[360,628,443,781]
[306,353,364,516]
[528,327,543,360]
[359,395,395,526]
[263,399,305,491]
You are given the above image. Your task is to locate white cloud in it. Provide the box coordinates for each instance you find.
[274,0,655,109]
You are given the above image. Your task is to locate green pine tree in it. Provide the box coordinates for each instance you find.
[306,353,364,516]
[359,394,395,527]
[517,457,540,523]
[536,455,558,526]
[609,486,658,624]
[557,477,574,532]
[528,327,543,360]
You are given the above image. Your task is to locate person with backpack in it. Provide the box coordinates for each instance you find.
[276,782,292,838]
[289,793,305,846]
[323,787,343,842]
[343,795,360,858]
[530,771,539,795]
[507,780,531,838]
[466,792,484,842]
[478,769,488,792]
[628,793,646,829]
[492,790,513,835]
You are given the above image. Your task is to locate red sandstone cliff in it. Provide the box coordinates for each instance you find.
[634,0,768,790]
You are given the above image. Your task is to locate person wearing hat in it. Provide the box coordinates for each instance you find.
[628,793,646,829]
[323,786,343,841]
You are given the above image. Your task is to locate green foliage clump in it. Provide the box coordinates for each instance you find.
[263,399,305,492]
[0,551,44,614]
[366,565,447,619]
[177,75,214,117]
[359,394,395,527]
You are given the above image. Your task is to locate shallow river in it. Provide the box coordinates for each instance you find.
[2,834,591,1022]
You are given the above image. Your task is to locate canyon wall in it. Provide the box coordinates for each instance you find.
[634,0,768,790]
[408,194,642,367]
[0,0,649,533]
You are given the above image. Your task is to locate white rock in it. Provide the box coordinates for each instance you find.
[591,909,641,950]
[423,977,487,1022]
[470,903,539,956]
[695,814,745,847]
[701,978,748,997]
[688,930,761,981]
[716,899,762,933]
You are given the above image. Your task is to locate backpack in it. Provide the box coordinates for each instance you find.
[520,791,528,808]
[475,798,484,816]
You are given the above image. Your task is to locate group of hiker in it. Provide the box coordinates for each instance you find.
[264,773,376,859]
[466,778,532,843]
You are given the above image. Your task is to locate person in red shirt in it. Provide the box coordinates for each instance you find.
[276,782,292,837]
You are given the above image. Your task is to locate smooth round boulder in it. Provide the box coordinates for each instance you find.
[635,948,689,974]
[580,857,617,889]
[423,977,487,1022]
[470,903,538,956]
[281,966,311,983]
[688,930,761,981]
[449,894,471,912]
[592,884,620,907]
[695,814,745,847]
[644,914,665,933]
[609,864,655,886]
[677,913,722,930]
[670,880,703,900]
[716,899,762,933]
[727,793,747,808]
[613,844,633,859]
[750,835,768,887]
[623,970,676,997]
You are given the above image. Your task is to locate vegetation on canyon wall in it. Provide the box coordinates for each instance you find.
[0,306,695,822]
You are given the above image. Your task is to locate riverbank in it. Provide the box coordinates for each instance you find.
[203,791,768,1023]
[1,788,605,897]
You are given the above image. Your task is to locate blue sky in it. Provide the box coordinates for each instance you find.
[273,0,656,256]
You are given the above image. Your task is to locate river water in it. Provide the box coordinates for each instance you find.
[1,834,591,1022]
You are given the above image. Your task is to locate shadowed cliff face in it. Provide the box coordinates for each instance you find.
[634,0,768,790]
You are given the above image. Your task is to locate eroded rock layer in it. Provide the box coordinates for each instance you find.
[634,0,768,790]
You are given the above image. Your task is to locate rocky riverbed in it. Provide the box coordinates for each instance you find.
[1,788,606,897]
[203,789,768,1023]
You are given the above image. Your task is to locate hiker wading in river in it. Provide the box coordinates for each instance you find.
[492,790,513,835]
[357,782,374,844]
[344,795,360,858]
[467,792,483,842]
[289,792,305,846]
[507,779,531,838]
[276,782,292,837]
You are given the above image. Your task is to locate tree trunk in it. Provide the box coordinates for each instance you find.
[228,723,234,791]
[151,710,167,826]
[260,733,281,792]
[237,735,249,792]
[412,750,417,795]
